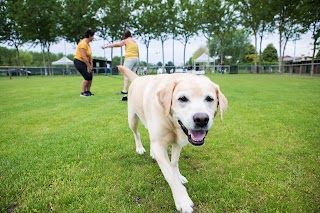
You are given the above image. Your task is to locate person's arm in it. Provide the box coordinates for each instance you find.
[102,39,127,49]
[80,48,92,72]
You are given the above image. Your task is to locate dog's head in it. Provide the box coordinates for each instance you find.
[156,74,228,146]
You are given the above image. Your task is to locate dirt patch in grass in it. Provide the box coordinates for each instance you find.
[6,204,18,213]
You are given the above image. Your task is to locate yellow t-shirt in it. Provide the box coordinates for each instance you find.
[125,41,139,60]
[74,39,92,62]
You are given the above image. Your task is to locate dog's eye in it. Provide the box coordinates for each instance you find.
[205,96,214,102]
[178,96,189,102]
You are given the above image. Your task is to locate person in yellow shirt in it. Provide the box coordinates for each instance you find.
[74,28,95,97]
[102,30,139,99]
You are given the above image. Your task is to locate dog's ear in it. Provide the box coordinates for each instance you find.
[214,85,228,121]
[214,86,228,122]
[156,81,177,117]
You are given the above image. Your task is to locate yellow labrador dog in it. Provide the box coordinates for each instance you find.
[118,66,228,213]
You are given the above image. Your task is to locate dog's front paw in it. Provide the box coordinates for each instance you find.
[178,174,188,184]
[175,194,194,213]
[136,147,146,154]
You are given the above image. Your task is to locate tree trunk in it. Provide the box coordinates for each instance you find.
[310,24,318,76]
[183,42,187,66]
[172,36,174,65]
[146,39,150,67]
[146,46,149,67]
[111,38,114,67]
[259,22,266,68]
[161,40,165,71]
[15,44,21,67]
[220,37,224,64]
[311,45,315,76]
[282,37,288,61]
[278,29,282,74]
[42,46,47,76]
[15,44,21,76]
[259,34,263,68]
[254,31,257,74]
[47,45,53,75]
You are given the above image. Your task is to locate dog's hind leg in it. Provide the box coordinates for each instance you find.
[128,112,146,154]
[171,143,188,184]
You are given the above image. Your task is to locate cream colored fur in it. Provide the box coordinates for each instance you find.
[118,65,228,213]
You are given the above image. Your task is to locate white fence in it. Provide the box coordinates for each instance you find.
[1,63,319,78]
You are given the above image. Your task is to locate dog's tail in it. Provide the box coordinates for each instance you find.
[118,65,139,82]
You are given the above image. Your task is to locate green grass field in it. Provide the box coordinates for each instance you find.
[1,74,319,212]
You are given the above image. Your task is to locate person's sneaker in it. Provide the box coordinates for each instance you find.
[86,91,94,96]
[80,92,90,97]
[122,96,128,101]
[117,91,128,95]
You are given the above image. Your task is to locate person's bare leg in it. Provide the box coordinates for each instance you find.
[87,80,92,92]
[82,80,88,92]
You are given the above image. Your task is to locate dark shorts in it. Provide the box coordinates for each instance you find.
[74,59,92,81]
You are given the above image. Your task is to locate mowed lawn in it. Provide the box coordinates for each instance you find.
[0,74,319,212]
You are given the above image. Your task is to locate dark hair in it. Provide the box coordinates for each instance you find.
[84,28,95,38]
[124,30,132,39]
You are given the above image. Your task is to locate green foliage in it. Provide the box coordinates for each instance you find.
[95,0,138,65]
[300,0,320,59]
[0,0,24,46]
[243,54,258,64]
[1,0,27,66]
[139,61,147,66]
[0,46,130,67]
[176,0,199,65]
[235,0,274,36]
[198,0,237,61]
[0,47,64,66]
[60,0,99,44]
[209,29,252,64]
[166,61,174,66]
[0,1,5,33]
[0,47,16,66]
[197,0,223,39]
[269,0,303,60]
[151,0,179,65]
[111,56,125,67]
[316,49,320,59]
[241,44,257,63]
[0,75,319,212]
[0,0,7,41]
[12,0,62,70]
[192,46,208,62]
[245,44,256,55]
[1,0,319,69]
[263,43,278,62]
[19,51,33,66]
[131,0,158,64]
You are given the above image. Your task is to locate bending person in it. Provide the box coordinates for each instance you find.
[74,28,95,97]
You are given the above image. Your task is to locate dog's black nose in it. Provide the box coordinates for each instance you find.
[193,113,209,127]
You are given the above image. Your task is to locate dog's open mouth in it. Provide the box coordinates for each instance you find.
[178,120,208,146]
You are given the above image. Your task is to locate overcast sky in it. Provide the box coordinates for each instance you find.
[13,31,314,66]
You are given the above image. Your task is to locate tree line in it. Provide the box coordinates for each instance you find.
[0,46,152,67]
[1,41,285,68]
[1,0,319,74]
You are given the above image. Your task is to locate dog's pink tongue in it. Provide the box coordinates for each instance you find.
[188,130,206,141]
